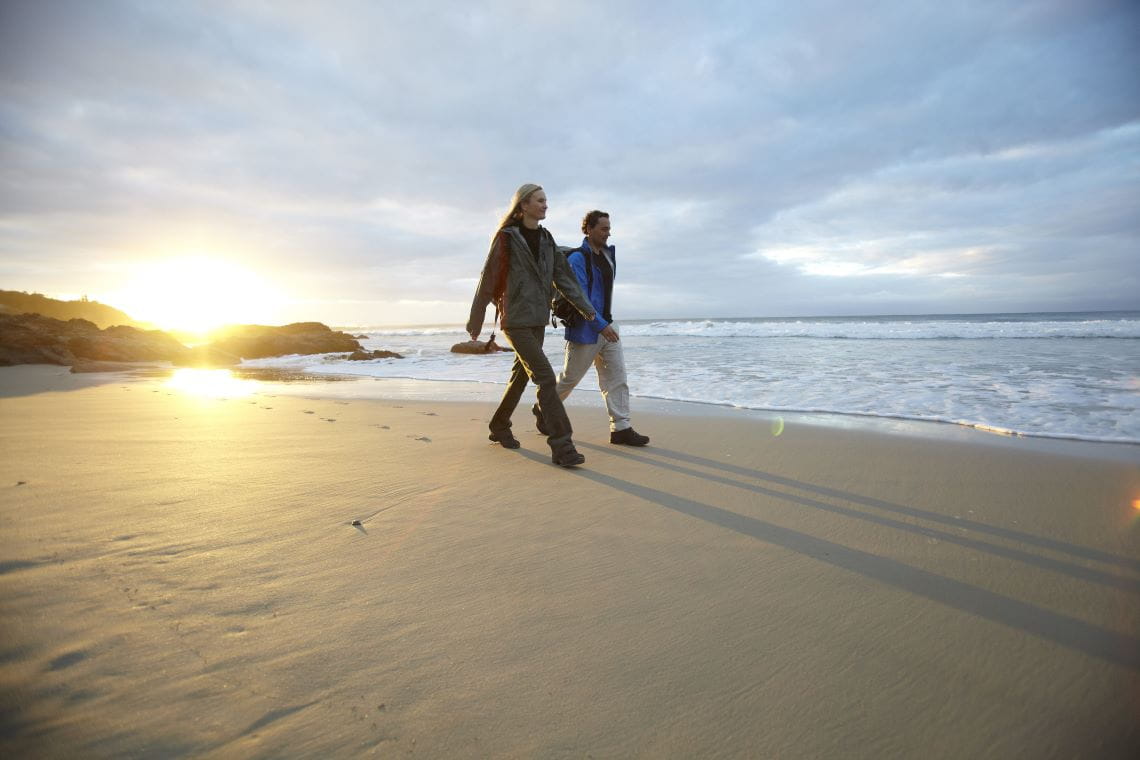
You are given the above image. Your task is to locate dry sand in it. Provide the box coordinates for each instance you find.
[1,365,1138,758]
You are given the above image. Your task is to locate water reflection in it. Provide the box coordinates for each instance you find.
[228,368,356,383]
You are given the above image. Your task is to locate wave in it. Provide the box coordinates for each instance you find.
[615,319,1140,340]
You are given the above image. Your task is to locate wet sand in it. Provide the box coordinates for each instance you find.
[1,365,1138,757]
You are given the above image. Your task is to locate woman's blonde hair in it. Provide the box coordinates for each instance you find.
[496,183,543,231]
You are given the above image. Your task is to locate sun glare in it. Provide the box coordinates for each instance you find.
[113,256,285,337]
[166,368,257,398]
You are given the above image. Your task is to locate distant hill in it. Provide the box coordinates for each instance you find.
[0,290,143,329]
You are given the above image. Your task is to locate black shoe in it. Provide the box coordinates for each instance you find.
[531,404,549,435]
[488,431,520,449]
[552,447,585,467]
[610,428,649,446]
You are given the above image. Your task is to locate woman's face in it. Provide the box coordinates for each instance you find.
[520,189,548,222]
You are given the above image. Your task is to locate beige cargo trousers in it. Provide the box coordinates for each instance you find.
[555,323,631,432]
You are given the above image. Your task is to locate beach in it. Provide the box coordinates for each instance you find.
[1,365,1138,758]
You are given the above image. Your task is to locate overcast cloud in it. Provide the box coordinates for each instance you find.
[1,0,1137,325]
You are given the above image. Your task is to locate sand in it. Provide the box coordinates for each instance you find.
[1,365,1138,758]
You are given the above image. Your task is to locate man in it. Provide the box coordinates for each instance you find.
[534,210,650,446]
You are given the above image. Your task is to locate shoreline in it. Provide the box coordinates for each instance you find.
[3,363,1137,464]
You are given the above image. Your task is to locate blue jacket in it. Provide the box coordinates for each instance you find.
[563,237,615,344]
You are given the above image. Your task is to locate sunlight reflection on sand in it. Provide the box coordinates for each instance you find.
[165,368,258,398]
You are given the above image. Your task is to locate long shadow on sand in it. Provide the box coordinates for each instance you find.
[580,442,1140,575]
[522,448,1140,670]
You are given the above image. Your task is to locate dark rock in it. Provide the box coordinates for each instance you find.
[345,349,402,360]
[208,322,362,359]
[0,313,189,366]
[450,339,512,354]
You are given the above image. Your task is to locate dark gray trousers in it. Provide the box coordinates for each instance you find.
[490,326,574,452]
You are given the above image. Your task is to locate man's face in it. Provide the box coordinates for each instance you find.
[588,216,611,247]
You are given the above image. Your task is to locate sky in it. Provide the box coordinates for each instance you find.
[1,0,1138,328]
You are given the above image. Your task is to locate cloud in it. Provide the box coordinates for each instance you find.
[1,0,1137,322]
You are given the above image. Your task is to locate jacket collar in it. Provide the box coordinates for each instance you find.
[579,237,616,272]
[504,225,546,278]
[579,236,615,257]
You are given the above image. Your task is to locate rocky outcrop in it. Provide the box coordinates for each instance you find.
[0,314,401,368]
[208,322,363,359]
[0,313,189,366]
[450,339,512,354]
[0,290,143,329]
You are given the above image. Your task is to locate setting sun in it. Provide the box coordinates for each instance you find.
[111,256,285,337]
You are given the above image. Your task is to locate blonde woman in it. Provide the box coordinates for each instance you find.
[467,183,595,467]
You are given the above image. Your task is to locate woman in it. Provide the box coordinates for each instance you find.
[467,183,595,467]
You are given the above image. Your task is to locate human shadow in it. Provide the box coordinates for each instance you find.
[520,449,1140,669]
[582,442,1140,574]
[575,443,1140,594]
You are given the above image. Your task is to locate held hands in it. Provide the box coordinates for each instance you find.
[600,325,619,342]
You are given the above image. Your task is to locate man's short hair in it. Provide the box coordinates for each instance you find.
[581,210,610,234]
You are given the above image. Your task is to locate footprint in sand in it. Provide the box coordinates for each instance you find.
[321,418,336,422]
[303,410,315,414]
[419,411,437,416]
[48,650,90,671]
[407,435,431,443]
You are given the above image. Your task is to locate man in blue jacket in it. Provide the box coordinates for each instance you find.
[534,210,650,446]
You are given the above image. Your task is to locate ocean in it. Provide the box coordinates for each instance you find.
[244,311,1140,445]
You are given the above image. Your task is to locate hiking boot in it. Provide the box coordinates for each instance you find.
[488,431,520,449]
[610,428,650,446]
[531,404,549,435]
[551,446,585,467]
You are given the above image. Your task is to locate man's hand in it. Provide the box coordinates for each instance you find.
[469,331,480,341]
[600,325,619,342]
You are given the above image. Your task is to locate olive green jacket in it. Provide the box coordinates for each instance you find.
[467,225,595,334]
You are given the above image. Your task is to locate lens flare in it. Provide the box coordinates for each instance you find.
[771,417,785,436]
